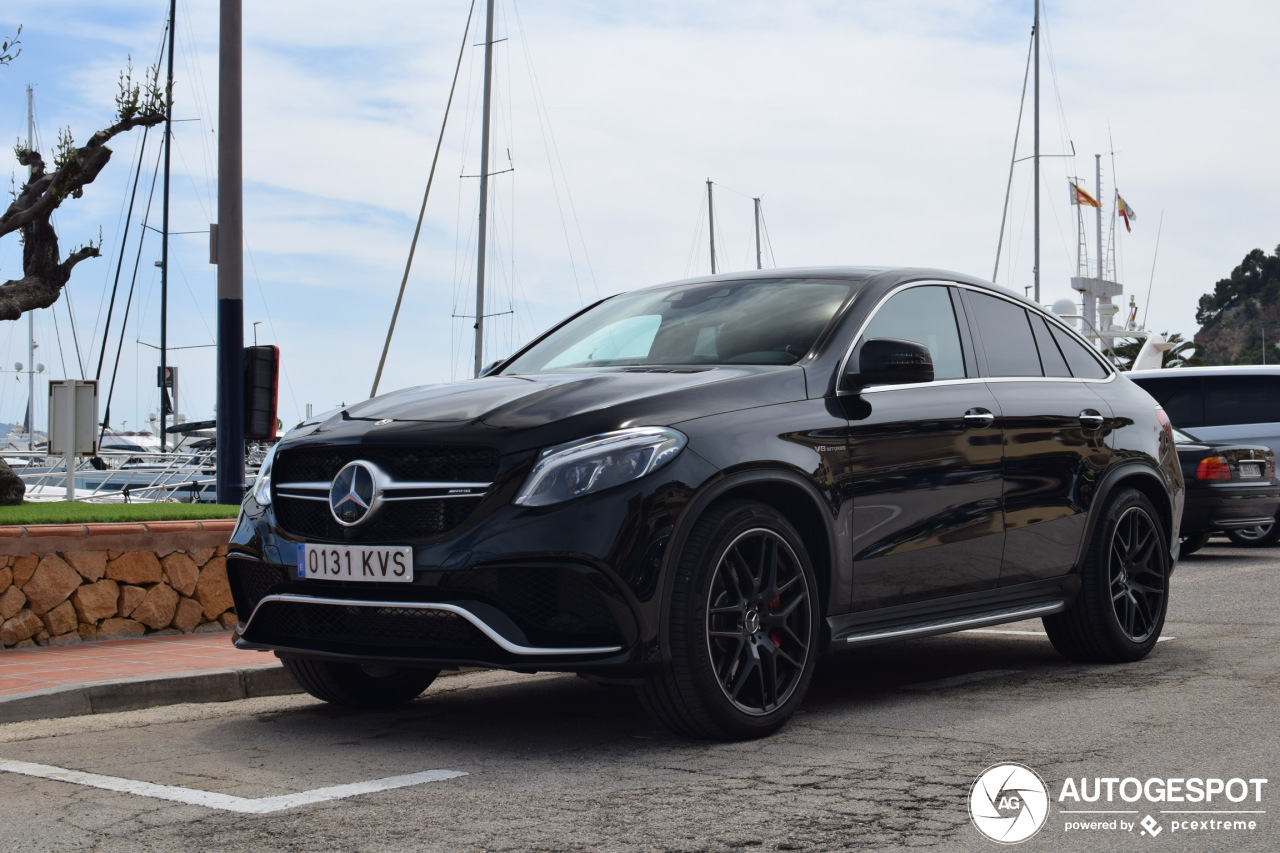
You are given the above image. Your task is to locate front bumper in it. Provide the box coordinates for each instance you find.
[227,449,718,675]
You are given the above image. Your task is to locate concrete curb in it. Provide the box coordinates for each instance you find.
[0,664,302,725]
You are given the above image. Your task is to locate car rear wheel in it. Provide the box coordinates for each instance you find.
[638,500,820,740]
[1224,515,1280,547]
[1043,488,1170,663]
[278,655,439,707]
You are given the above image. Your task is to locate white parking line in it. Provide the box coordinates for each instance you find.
[0,760,466,814]
[901,669,1022,690]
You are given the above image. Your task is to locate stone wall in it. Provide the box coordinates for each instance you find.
[0,520,236,649]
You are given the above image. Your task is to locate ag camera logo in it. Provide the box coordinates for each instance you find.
[970,763,1050,844]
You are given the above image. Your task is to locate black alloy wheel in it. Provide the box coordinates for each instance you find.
[638,500,820,740]
[1044,488,1170,662]
[278,655,439,707]
[1108,505,1167,643]
[704,527,814,717]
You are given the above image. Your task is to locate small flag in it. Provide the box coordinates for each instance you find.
[1116,192,1137,232]
[1070,181,1101,208]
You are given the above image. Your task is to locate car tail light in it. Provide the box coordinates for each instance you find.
[1154,406,1175,442]
[1195,456,1232,480]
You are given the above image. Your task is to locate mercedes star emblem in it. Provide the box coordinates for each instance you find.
[329,461,379,526]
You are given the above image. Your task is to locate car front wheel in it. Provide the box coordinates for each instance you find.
[638,500,820,740]
[278,655,439,707]
[1044,488,1170,663]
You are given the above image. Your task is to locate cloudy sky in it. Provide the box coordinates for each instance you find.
[2,0,1277,433]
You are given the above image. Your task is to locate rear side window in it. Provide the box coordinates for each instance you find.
[1131,375,1204,427]
[966,292,1041,377]
[1029,314,1072,378]
[1048,324,1111,379]
[1203,376,1280,426]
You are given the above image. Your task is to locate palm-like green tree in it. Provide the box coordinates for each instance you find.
[1111,332,1202,371]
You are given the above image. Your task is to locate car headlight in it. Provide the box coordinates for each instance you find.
[514,427,687,507]
[250,443,279,506]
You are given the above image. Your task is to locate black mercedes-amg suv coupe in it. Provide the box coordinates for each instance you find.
[228,267,1183,740]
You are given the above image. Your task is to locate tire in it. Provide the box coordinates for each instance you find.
[1043,488,1170,663]
[637,500,820,740]
[1224,515,1280,547]
[1180,532,1211,555]
[278,655,439,707]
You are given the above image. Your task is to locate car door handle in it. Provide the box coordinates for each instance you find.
[963,408,996,429]
[1079,410,1105,430]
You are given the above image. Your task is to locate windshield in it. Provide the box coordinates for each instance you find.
[502,278,857,374]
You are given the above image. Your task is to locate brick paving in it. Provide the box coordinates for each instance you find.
[0,632,270,698]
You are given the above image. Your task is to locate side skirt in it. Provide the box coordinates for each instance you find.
[826,577,1079,649]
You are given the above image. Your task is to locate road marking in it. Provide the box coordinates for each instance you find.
[0,760,466,814]
[960,628,1175,642]
[901,669,1022,690]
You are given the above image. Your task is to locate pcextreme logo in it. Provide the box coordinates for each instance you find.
[970,764,1269,844]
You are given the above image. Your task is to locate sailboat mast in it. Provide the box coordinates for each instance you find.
[160,0,175,450]
[1095,154,1104,281]
[26,85,35,453]
[1032,0,1040,303]
[754,197,762,269]
[706,179,717,274]
[473,0,496,378]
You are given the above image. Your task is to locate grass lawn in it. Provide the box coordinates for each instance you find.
[0,501,240,526]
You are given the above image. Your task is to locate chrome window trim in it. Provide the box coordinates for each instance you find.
[857,374,1104,395]
[835,280,1116,396]
[242,593,624,656]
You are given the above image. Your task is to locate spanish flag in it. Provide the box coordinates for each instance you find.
[1116,193,1137,232]
[1070,181,1101,208]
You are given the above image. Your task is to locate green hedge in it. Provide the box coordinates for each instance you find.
[0,502,240,526]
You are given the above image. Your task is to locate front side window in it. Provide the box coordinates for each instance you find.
[503,279,856,373]
[859,285,966,380]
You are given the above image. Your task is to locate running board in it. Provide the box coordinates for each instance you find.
[837,601,1066,646]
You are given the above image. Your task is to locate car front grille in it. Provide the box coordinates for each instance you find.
[272,444,500,543]
[274,497,483,543]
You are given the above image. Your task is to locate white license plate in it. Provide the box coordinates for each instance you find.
[296,544,414,582]
[1240,462,1263,479]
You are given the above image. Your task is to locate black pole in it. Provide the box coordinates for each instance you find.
[216,0,245,504]
[160,0,175,450]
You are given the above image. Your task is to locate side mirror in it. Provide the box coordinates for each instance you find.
[478,360,504,377]
[843,338,934,390]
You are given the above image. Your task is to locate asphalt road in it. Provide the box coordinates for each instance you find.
[0,542,1275,853]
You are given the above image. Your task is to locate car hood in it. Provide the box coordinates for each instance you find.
[289,367,808,452]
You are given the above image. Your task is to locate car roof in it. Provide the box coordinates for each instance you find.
[1128,365,1280,377]
[626,265,1027,300]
